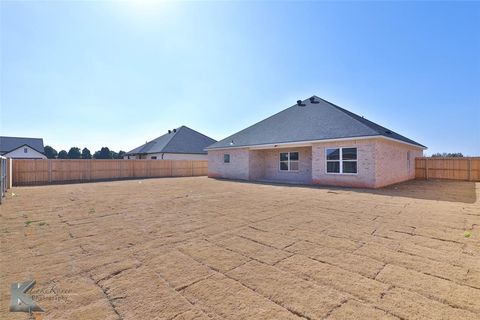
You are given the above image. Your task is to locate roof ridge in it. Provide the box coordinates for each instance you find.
[159,126,185,153]
[208,104,299,148]
[0,136,43,140]
[126,126,217,155]
[1,143,45,155]
[127,130,174,154]
[138,140,157,154]
[207,95,425,150]
[316,97,425,147]
[315,97,381,135]
[179,125,216,141]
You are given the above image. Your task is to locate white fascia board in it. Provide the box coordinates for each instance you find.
[206,135,426,151]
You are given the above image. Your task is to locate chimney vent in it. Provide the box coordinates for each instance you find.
[168,130,172,134]
[309,96,319,104]
[297,100,302,106]
[173,128,177,133]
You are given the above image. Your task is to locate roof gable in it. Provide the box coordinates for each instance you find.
[0,136,45,154]
[127,126,217,155]
[207,96,425,149]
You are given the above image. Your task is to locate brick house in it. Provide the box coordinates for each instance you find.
[206,96,426,188]
[125,126,216,160]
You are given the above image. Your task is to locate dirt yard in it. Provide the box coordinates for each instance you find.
[1,177,479,320]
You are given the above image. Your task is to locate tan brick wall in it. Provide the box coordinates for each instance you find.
[208,148,250,180]
[209,138,424,188]
[311,139,377,188]
[374,139,423,188]
[311,138,423,188]
[249,150,265,180]
[250,147,312,184]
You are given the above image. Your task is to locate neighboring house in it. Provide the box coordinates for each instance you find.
[206,96,426,188]
[125,126,216,160]
[0,136,46,159]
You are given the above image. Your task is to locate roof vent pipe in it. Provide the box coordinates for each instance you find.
[297,100,302,106]
[173,128,177,133]
[168,130,172,134]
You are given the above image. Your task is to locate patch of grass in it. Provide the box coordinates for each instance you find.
[38,221,48,227]
[24,220,33,227]
[89,208,96,214]
[464,231,472,238]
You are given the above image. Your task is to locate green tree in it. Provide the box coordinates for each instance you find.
[44,145,57,159]
[94,147,112,159]
[58,150,68,159]
[117,151,126,159]
[82,147,92,159]
[67,147,82,159]
[431,152,464,158]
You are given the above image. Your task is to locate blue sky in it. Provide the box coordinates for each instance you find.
[1,1,479,155]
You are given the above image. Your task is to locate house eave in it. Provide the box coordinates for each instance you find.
[1,144,46,155]
[126,151,208,156]
[205,135,427,151]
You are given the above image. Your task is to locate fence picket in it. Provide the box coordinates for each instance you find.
[415,157,479,181]
[11,159,208,186]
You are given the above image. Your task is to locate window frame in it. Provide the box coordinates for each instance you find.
[279,151,299,172]
[24,147,28,153]
[325,147,358,175]
[223,154,230,164]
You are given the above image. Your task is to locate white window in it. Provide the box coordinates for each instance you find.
[326,148,357,174]
[279,152,299,171]
[224,154,230,163]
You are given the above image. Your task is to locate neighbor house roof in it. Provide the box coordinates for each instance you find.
[207,96,425,150]
[0,136,45,154]
[126,126,217,155]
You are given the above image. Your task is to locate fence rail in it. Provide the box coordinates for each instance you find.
[415,157,480,181]
[12,159,208,186]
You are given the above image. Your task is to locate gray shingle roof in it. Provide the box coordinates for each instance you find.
[207,96,425,150]
[126,126,217,155]
[0,136,45,154]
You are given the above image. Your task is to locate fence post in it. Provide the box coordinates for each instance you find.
[425,158,429,180]
[147,160,151,178]
[87,160,91,182]
[48,160,52,183]
[468,158,472,181]
[1,158,4,204]
[7,158,12,189]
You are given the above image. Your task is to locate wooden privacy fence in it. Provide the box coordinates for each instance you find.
[12,159,208,186]
[415,157,480,181]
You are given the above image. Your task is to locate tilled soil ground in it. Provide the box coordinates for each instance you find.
[0,177,479,320]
